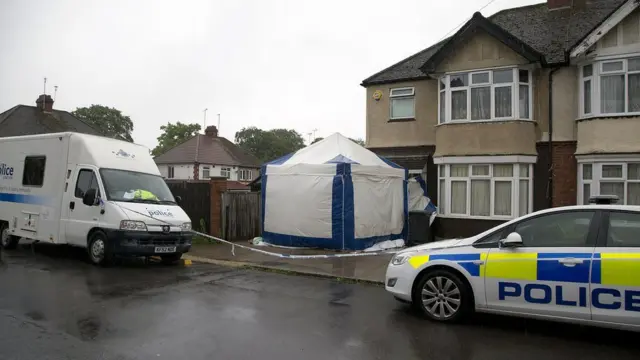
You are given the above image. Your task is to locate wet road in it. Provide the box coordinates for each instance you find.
[0,245,639,360]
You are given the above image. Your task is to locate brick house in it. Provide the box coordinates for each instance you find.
[362,0,640,238]
[154,125,261,186]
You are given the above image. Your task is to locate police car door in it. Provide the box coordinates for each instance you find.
[591,210,640,326]
[484,209,599,320]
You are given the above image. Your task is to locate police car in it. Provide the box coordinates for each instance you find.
[386,196,640,331]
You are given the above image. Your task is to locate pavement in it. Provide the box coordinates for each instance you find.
[2,243,640,360]
[186,242,393,283]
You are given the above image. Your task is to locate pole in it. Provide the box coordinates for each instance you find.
[43,77,47,95]
[203,108,208,131]
[217,113,220,131]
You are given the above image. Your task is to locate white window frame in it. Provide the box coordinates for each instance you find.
[437,162,533,220]
[438,66,533,124]
[202,166,211,179]
[221,167,231,179]
[389,87,415,120]
[577,159,640,205]
[239,169,253,181]
[579,56,640,118]
[167,166,175,179]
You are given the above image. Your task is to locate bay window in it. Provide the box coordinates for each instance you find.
[438,67,532,123]
[438,163,532,219]
[580,57,640,117]
[578,162,640,205]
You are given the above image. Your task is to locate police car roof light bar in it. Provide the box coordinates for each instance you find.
[589,195,619,205]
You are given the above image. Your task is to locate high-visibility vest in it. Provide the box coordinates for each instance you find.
[133,189,158,200]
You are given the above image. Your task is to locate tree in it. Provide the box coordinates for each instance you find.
[152,122,202,156]
[73,105,135,142]
[311,137,365,146]
[235,127,305,162]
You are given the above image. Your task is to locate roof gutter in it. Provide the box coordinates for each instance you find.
[547,66,562,209]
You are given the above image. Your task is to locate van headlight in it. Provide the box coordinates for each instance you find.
[391,253,413,266]
[120,220,147,231]
[181,222,192,231]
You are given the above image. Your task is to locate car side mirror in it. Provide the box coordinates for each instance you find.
[500,232,523,248]
[175,196,182,204]
[82,188,99,206]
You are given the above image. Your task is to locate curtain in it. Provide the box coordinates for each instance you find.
[439,179,445,213]
[583,183,591,205]
[451,90,467,120]
[494,181,512,216]
[451,181,467,214]
[584,80,592,114]
[519,180,529,216]
[471,180,490,216]
[582,164,593,180]
[494,164,513,177]
[602,165,622,178]
[600,182,624,202]
[471,87,490,120]
[629,164,640,180]
[520,164,529,177]
[519,85,529,118]
[628,183,640,205]
[629,74,640,112]
[494,86,512,117]
[439,92,446,123]
[391,97,414,118]
[450,165,468,177]
[601,75,625,113]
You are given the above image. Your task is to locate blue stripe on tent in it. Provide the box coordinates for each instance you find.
[267,152,295,165]
[262,231,344,249]
[0,192,51,206]
[343,163,355,250]
[402,168,409,242]
[260,165,268,230]
[377,155,403,169]
[332,163,345,249]
[325,155,359,164]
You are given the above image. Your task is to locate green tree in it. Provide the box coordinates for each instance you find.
[152,122,202,156]
[72,105,134,142]
[235,127,305,162]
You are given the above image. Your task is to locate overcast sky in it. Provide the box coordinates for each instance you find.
[0,0,540,149]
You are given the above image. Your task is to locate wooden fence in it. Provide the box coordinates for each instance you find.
[166,180,211,234]
[221,192,261,241]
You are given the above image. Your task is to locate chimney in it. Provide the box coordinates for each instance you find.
[36,94,54,112]
[205,125,218,137]
[548,0,579,11]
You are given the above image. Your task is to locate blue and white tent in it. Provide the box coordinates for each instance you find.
[261,133,407,250]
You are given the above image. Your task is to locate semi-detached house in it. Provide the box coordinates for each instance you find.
[362,0,640,238]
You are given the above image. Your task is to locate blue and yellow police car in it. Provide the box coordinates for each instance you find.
[385,196,640,331]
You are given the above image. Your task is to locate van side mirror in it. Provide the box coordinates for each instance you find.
[175,196,182,204]
[499,232,523,248]
[82,188,99,206]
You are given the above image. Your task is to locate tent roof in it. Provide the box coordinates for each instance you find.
[268,133,402,168]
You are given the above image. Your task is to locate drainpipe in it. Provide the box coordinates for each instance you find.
[548,67,561,209]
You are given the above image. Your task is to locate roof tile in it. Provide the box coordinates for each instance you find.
[154,134,262,167]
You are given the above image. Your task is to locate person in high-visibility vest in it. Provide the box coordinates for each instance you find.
[132,189,159,201]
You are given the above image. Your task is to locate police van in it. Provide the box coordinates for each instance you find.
[0,132,193,265]
[386,196,640,331]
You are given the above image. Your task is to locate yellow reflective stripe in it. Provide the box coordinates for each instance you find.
[408,255,429,269]
[485,252,537,281]
[600,253,640,287]
[479,252,488,277]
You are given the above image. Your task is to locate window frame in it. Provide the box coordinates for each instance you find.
[600,210,640,248]
[239,169,253,181]
[74,169,100,199]
[438,66,533,124]
[578,161,640,205]
[580,56,640,118]
[221,167,231,179]
[167,166,175,179]
[202,166,211,179]
[505,209,601,248]
[22,155,47,187]
[438,163,533,220]
[389,86,416,121]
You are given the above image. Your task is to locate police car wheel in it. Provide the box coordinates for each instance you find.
[0,224,19,250]
[414,270,471,322]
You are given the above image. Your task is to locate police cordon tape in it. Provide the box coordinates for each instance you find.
[116,202,400,259]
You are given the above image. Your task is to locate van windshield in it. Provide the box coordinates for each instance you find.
[99,168,176,204]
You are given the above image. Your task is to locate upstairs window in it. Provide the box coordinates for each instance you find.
[202,166,211,179]
[221,167,231,179]
[389,87,415,120]
[239,169,253,181]
[581,57,640,117]
[167,166,175,179]
[439,67,532,123]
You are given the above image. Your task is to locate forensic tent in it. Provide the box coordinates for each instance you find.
[260,133,407,250]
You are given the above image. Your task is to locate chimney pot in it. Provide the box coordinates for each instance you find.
[36,94,54,112]
[205,125,218,137]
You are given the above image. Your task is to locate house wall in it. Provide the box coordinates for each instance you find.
[576,117,640,154]
[157,164,194,180]
[435,31,530,73]
[365,79,438,148]
[434,121,537,157]
[199,164,259,181]
[534,66,578,142]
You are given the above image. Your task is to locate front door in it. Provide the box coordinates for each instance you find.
[63,167,102,246]
[484,210,599,320]
[591,210,640,326]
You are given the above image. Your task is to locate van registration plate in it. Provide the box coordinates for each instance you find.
[155,246,176,253]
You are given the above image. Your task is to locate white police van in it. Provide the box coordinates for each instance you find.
[0,132,193,265]
[386,196,640,331]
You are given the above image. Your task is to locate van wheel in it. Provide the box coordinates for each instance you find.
[0,224,19,250]
[161,253,183,265]
[87,231,113,266]
[412,269,472,323]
